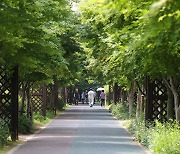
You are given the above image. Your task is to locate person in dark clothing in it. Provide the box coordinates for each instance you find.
[81,91,85,104]
[74,88,80,105]
[85,90,88,104]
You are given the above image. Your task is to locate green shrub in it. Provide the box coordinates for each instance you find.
[0,119,10,148]
[129,116,151,147]
[111,102,129,120]
[56,98,65,110]
[33,112,45,123]
[33,111,56,124]
[149,121,180,154]
[18,115,33,134]
[128,118,180,153]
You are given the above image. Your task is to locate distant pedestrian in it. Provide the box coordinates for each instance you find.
[93,90,96,104]
[81,91,85,104]
[100,90,106,106]
[74,88,80,105]
[85,90,88,104]
[88,88,95,107]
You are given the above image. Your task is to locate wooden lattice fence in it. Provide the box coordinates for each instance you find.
[0,66,18,141]
[31,86,46,116]
[146,78,168,122]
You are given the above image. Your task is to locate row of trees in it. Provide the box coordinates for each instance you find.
[0,0,179,122]
[0,0,87,112]
[77,0,180,121]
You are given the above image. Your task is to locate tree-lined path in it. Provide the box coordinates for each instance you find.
[9,104,148,154]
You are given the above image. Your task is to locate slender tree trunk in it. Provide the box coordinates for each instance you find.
[173,91,180,122]
[26,83,31,118]
[170,78,180,122]
[69,86,73,104]
[166,86,174,120]
[164,77,180,122]
[49,84,54,110]
[108,85,111,104]
[53,76,58,113]
[141,84,145,113]
[136,88,142,118]
[62,87,66,104]
[122,90,126,103]
[128,82,136,118]
[113,83,118,104]
[119,87,122,102]
[141,95,145,113]
[20,83,26,114]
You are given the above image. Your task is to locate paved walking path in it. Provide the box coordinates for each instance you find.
[9,103,149,154]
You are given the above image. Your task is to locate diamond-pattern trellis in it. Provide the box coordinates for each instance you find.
[152,80,167,121]
[0,67,12,126]
[31,95,43,112]
[146,78,168,122]
[0,66,18,141]
[31,86,46,116]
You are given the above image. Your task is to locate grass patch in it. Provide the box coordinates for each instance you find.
[33,110,62,125]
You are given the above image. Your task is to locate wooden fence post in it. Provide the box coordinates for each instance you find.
[145,77,153,122]
[42,85,47,116]
[11,66,18,141]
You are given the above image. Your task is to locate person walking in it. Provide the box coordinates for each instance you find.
[100,90,106,106]
[85,90,88,104]
[81,91,85,104]
[74,88,80,105]
[88,88,95,107]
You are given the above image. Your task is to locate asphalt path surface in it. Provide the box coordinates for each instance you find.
[10,103,148,154]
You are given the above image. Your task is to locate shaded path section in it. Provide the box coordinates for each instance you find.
[11,104,148,154]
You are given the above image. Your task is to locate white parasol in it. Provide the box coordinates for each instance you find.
[96,87,104,91]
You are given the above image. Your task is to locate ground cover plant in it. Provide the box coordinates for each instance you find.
[110,103,180,153]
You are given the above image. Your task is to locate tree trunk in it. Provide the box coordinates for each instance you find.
[119,87,122,102]
[169,78,180,122]
[173,91,180,122]
[173,90,180,122]
[166,86,174,120]
[141,84,145,113]
[53,76,58,113]
[62,87,66,104]
[128,82,136,118]
[108,85,112,104]
[69,86,73,104]
[49,84,54,110]
[20,83,26,114]
[141,95,145,113]
[113,83,118,104]
[26,83,32,118]
[164,77,180,122]
[122,90,127,103]
[136,88,142,118]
